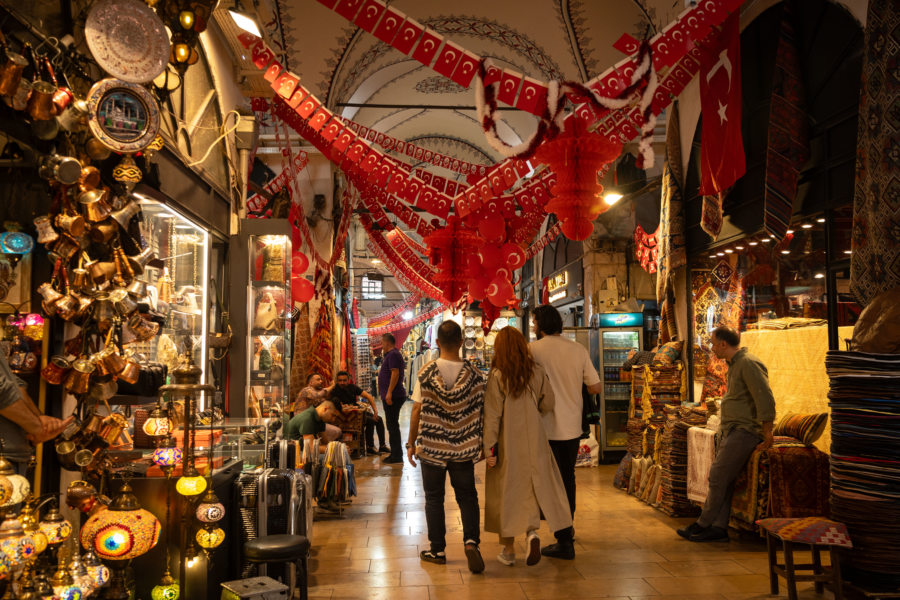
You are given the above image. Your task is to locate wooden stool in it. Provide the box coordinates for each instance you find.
[757,517,853,600]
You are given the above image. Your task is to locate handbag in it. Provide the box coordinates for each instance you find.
[253,292,278,331]
[582,383,601,430]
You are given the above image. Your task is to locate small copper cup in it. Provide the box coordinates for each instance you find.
[82,412,104,435]
[127,313,159,342]
[88,380,118,402]
[0,50,27,96]
[52,86,73,114]
[55,213,85,237]
[87,261,115,285]
[126,278,148,299]
[55,439,79,470]
[70,268,90,292]
[72,293,93,320]
[34,215,58,245]
[92,294,116,331]
[79,166,101,191]
[110,288,138,317]
[40,355,71,385]
[88,219,117,244]
[26,79,56,120]
[117,357,141,384]
[63,358,94,394]
[97,348,126,376]
[50,236,79,262]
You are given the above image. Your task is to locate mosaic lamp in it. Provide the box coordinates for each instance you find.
[0,475,13,506]
[195,525,224,550]
[19,504,48,555]
[0,456,31,506]
[68,553,96,598]
[143,406,173,437]
[82,551,109,588]
[79,482,160,561]
[175,465,206,497]
[151,437,183,478]
[194,488,224,523]
[0,515,36,565]
[0,545,12,581]
[39,504,73,546]
[151,571,180,600]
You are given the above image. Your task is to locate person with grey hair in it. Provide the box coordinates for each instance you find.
[677,325,776,542]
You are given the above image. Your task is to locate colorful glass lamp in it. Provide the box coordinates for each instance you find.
[175,465,206,497]
[82,551,109,587]
[0,456,31,506]
[79,483,161,561]
[194,488,224,523]
[0,515,36,566]
[194,526,224,549]
[39,505,73,546]
[151,571,180,600]
[142,406,173,437]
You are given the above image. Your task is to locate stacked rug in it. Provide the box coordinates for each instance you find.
[827,351,900,586]
[657,406,708,517]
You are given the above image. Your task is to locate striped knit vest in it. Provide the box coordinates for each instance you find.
[415,360,485,466]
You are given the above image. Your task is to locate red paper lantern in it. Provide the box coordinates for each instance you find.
[533,118,622,241]
[291,277,315,304]
[424,217,481,304]
[292,252,310,274]
[477,244,504,274]
[501,243,526,270]
[486,274,514,308]
[478,214,506,244]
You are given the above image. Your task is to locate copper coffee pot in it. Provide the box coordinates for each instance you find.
[63,357,94,394]
[0,45,27,96]
[79,189,112,222]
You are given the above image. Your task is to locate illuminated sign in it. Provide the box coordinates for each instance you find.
[548,290,568,303]
[597,312,643,328]
[547,271,568,293]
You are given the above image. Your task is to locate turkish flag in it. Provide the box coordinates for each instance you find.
[332,129,356,154]
[515,77,548,115]
[497,70,522,105]
[334,0,364,20]
[392,18,423,54]
[320,117,344,141]
[307,108,331,131]
[286,86,308,109]
[451,51,480,88]
[433,41,463,78]
[699,11,745,195]
[412,29,443,67]
[353,0,385,32]
[374,7,405,43]
[296,96,320,119]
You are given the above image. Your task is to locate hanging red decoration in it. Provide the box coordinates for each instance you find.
[291,276,315,304]
[424,216,481,304]
[533,115,623,241]
[292,252,310,275]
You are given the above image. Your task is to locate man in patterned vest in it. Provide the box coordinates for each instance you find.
[407,320,487,573]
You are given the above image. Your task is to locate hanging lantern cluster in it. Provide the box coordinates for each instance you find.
[79,482,161,561]
[423,217,481,305]
[156,0,218,74]
[462,199,527,308]
[533,115,623,241]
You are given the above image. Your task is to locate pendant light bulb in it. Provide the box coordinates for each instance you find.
[178,10,195,29]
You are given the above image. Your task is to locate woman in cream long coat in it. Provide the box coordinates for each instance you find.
[483,327,573,567]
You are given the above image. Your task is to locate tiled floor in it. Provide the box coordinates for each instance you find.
[308,451,835,600]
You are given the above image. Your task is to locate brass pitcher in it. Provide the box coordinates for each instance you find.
[55,213,85,237]
[126,247,158,275]
[37,282,64,315]
[125,278,148,299]
[86,260,116,285]
[92,294,116,332]
[88,380,118,402]
[89,219,117,244]
[79,166,101,191]
[110,288,138,317]
[49,236,80,262]
[40,355,71,385]
[109,201,141,229]
[26,79,55,120]
[54,293,79,321]
[99,414,128,446]
[70,267,91,292]
[63,357,94,394]
[58,99,90,133]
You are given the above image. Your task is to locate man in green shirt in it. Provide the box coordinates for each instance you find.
[678,326,776,542]
[285,400,340,451]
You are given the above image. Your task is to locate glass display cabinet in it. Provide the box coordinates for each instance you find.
[228,219,293,418]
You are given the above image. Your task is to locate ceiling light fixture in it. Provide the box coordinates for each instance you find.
[761,238,771,243]
[817,218,826,223]
[603,192,623,206]
[229,10,262,36]
[716,252,724,257]
[843,250,852,255]
[724,249,734,254]
[786,229,794,234]
[735,245,745,250]
[781,250,791,255]
[814,273,825,279]
[402,311,414,320]
[748,241,758,246]
[801,223,813,229]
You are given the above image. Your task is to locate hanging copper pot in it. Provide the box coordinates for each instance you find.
[89,219,118,244]
[33,215,58,245]
[87,261,116,285]
[64,332,83,357]
[92,294,116,332]
[109,201,141,230]
[0,50,27,96]
[72,292,94,321]
[58,98,90,132]
[54,294,80,321]
[49,236,80,262]
[125,278,148,299]
[40,355,71,385]
[126,247,158,275]
[127,313,159,342]
[79,189,112,222]
[37,282,64,315]
[63,357,94,394]
[26,80,55,120]
[4,77,31,110]
[52,86,73,115]
[109,288,138,317]
[88,380,118,403]
[117,357,140,385]
[56,440,79,470]
[70,267,91,292]
[31,116,59,140]
[84,136,111,161]
[38,154,82,184]
[55,213,86,237]
[99,414,128,446]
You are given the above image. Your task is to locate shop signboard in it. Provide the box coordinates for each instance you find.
[597,312,643,328]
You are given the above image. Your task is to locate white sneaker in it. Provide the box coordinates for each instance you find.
[497,550,515,566]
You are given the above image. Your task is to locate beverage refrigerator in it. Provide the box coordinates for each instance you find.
[596,313,643,454]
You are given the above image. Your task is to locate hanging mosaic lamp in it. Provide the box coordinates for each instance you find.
[194,488,224,523]
[150,570,180,600]
[0,456,31,506]
[79,482,160,561]
[151,435,183,477]
[0,475,13,506]
[0,545,12,581]
[194,526,224,549]
[68,553,96,598]
[175,465,206,497]
[82,551,109,587]
[112,155,142,192]
[39,505,73,546]
[0,515,36,565]
[143,406,173,437]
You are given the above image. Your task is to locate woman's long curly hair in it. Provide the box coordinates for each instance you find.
[490,326,534,397]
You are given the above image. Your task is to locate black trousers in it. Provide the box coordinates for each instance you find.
[549,437,579,542]
[382,397,405,460]
[364,413,386,448]
[421,460,480,552]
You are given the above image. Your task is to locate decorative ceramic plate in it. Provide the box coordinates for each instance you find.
[474,338,484,349]
[484,332,496,346]
[493,317,509,330]
[464,316,475,327]
[87,78,161,153]
[464,327,475,338]
[85,0,169,83]
[464,339,475,350]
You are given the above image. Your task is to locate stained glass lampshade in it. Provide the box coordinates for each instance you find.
[151,446,183,469]
[0,517,36,566]
[0,475,12,506]
[195,489,224,523]
[83,551,110,587]
[151,572,180,600]
[39,506,73,545]
[79,483,160,561]
[175,466,206,496]
[0,457,30,506]
[195,526,224,549]
[143,407,173,437]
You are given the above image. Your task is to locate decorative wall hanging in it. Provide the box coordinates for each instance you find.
[634,224,658,274]
[86,78,161,153]
[84,0,170,84]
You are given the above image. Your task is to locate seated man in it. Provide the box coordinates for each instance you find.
[285,399,341,452]
[293,373,334,414]
[330,371,388,455]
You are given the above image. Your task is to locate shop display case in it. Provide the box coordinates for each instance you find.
[227,219,293,418]
[133,199,210,382]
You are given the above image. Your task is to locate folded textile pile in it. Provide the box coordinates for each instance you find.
[658,406,707,517]
[828,351,900,584]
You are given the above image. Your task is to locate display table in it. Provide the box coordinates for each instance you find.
[741,325,853,453]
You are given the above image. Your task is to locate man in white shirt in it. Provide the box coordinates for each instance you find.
[529,305,603,560]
